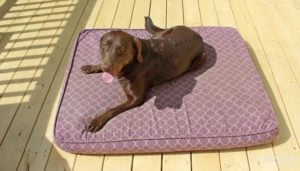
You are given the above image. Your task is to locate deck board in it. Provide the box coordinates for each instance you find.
[192,151,221,171]
[150,0,166,28]
[132,154,162,171]
[183,0,201,26]
[73,155,104,171]
[163,153,191,171]
[220,148,250,171]
[227,1,279,170]
[102,155,132,171]
[163,2,191,170]
[0,1,66,170]
[130,0,151,28]
[190,0,222,170]
[230,0,300,170]
[0,0,300,171]
[130,2,162,170]
[198,0,218,26]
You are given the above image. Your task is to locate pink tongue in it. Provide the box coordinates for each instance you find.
[101,72,114,83]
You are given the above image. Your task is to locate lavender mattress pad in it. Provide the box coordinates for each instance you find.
[54,27,278,154]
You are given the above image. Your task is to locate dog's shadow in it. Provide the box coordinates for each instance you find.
[146,43,217,110]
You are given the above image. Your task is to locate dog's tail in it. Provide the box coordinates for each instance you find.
[145,16,165,35]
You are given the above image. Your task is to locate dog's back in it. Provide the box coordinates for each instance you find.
[144,17,205,83]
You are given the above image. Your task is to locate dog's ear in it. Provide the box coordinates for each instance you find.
[134,37,143,63]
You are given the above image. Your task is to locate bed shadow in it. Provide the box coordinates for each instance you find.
[145,42,217,110]
[246,42,289,145]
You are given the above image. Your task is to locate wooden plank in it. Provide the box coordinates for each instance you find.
[220,148,249,171]
[18,1,103,171]
[182,0,201,26]
[94,0,119,28]
[162,153,191,171]
[0,0,17,17]
[163,5,191,171]
[112,0,135,28]
[192,151,221,171]
[0,1,80,170]
[0,0,53,140]
[73,155,104,171]
[245,0,300,144]
[242,0,300,170]
[0,1,46,84]
[259,0,300,85]
[0,0,35,34]
[45,1,109,170]
[130,0,151,28]
[227,1,279,170]
[1,0,94,170]
[0,0,79,138]
[2,0,300,171]
[198,0,218,26]
[53,3,105,171]
[85,0,105,28]
[166,0,183,27]
[150,0,167,28]
[0,0,29,53]
[286,0,300,8]
[132,154,161,171]
[247,145,278,171]
[276,0,300,43]
[66,3,109,171]
[17,85,63,171]
[100,0,133,170]
[244,1,300,170]
[45,144,75,171]
[214,0,249,170]
[102,155,132,171]
[213,0,236,27]
[189,1,220,170]
[202,0,249,170]
[229,0,300,170]
[130,2,162,170]
[217,0,282,170]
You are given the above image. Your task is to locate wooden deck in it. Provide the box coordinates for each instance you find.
[0,0,300,170]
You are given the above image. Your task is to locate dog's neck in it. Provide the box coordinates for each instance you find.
[140,38,161,57]
[118,38,160,82]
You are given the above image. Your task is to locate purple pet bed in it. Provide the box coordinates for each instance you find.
[54,27,278,154]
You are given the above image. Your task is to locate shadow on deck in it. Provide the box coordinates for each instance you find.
[247,43,290,146]
[0,0,97,170]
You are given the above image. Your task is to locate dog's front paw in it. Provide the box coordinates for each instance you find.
[81,65,94,74]
[86,117,108,132]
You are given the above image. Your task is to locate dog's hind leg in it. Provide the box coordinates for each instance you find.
[145,16,164,34]
[188,52,207,71]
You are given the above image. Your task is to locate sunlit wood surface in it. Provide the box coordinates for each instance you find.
[0,0,300,170]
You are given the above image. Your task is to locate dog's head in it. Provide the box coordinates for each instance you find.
[100,30,143,77]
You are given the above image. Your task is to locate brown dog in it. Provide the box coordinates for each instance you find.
[81,17,206,132]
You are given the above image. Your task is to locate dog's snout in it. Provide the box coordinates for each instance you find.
[101,65,110,72]
[101,58,113,69]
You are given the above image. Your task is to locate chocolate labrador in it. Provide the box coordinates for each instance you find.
[81,17,206,132]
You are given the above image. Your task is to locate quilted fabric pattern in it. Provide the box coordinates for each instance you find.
[54,27,278,154]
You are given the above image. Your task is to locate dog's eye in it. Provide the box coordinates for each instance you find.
[117,46,125,54]
[101,40,112,50]
[102,45,109,49]
[102,44,109,50]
